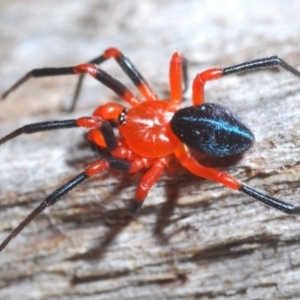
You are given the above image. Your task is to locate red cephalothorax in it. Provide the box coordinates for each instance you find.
[118,101,181,157]
[1,47,300,252]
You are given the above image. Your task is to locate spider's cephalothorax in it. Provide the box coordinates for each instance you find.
[1,47,300,251]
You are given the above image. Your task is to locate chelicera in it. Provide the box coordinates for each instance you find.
[1,47,300,251]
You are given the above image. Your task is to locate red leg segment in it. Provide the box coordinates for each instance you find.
[169,52,183,107]
[135,158,168,202]
[76,102,126,150]
[131,158,169,214]
[76,115,118,152]
[92,102,126,120]
[87,129,106,148]
[174,144,240,190]
[192,68,223,105]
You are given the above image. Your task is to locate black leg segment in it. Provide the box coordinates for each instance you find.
[0,172,88,251]
[2,67,75,100]
[91,68,131,98]
[0,119,78,145]
[240,184,300,214]
[89,48,157,97]
[0,156,131,252]
[103,156,131,172]
[99,121,118,152]
[223,56,300,78]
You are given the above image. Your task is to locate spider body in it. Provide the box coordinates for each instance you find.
[1,47,300,251]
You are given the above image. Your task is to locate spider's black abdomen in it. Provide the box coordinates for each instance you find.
[170,103,254,157]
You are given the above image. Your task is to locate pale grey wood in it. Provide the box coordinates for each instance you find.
[1,1,300,299]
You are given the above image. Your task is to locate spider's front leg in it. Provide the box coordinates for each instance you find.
[1,47,161,111]
[1,59,141,107]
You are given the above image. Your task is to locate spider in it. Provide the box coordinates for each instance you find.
[1,47,300,251]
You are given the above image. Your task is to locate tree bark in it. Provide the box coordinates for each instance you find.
[1,1,300,299]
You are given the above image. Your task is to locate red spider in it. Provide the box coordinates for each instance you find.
[1,47,300,251]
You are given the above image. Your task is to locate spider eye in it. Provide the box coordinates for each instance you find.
[170,103,254,157]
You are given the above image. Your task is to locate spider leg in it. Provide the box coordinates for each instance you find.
[0,119,78,145]
[131,158,169,215]
[222,56,300,78]
[192,68,223,105]
[240,184,300,214]
[0,95,124,150]
[0,116,118,152]
[71,48,159,111]
[192,55,300,105]
[174,144,300,214]
[0,156,131,252]
[2,64,141,107]
[169,52,184,106]
[2,67,74,100]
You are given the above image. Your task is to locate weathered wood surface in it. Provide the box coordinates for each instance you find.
[1,1,300,299]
